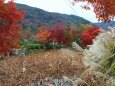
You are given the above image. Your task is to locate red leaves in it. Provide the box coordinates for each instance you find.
[0,0,25,55]
[36,24,77,45]
[49,24,68,44]
[81,27,100,47]
[73,0,115,22]
[36,23,100,48]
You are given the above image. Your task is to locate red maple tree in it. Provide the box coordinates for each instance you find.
[81,27,100,47]
[48,24,68,44]
[73,0,115,22]
[0,0,25,55]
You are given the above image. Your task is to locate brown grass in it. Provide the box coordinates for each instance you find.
[0,49,85,86]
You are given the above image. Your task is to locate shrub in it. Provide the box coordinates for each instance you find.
[27,44,44,50]
[45,43,61,49]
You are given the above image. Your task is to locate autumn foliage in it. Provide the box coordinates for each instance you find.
[36,24,77,45]
[36,24,100,48]
[73,0,115,22]
[36,26,51,44]
[0,0,25,55]
[48,24,68,44]
[81,27,100,47]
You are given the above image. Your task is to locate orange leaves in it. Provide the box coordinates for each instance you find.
[38,31,51,43]
[87,0,93,3]
[73,0,115,22]
[36,26,51,44]
[70,29,77,35]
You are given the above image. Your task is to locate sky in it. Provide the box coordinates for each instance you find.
[10,0,98,23]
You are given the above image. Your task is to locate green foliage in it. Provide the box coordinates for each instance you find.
[20,42,61,50]
[106,44,115,76]
[20,46,25,49]
[106,43,115,54]
[111,60,115,76]
[19,39,27,47]
[101,43,115,75]
[45,43,61,49]
[27,44,45,50]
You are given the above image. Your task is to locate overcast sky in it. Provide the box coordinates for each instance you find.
[12,0,98,23]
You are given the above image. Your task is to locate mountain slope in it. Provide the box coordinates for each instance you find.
[94,21,115,30]
[16,3,91,31]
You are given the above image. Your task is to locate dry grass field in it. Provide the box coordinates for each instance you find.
[0,49,86,86]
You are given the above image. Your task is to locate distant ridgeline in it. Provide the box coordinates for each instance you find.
[94,21,115,30]
[16,3,91,32]
[16,3,115,32]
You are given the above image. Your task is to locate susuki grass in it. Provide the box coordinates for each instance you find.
[82,29,115,86]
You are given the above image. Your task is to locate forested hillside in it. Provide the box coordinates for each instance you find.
[16,3,91,31]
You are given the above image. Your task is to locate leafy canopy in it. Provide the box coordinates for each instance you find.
[36,24,77,45]
[73,0,115,22]
[0,0,25,55]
